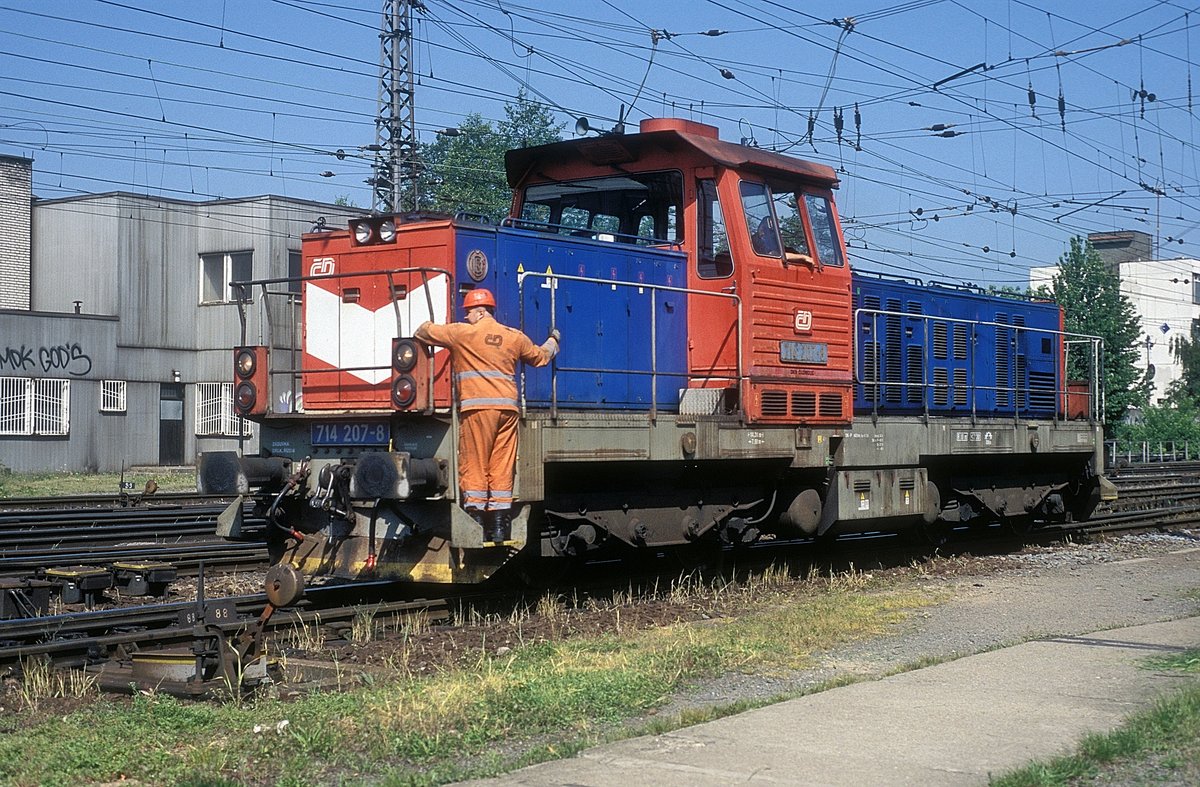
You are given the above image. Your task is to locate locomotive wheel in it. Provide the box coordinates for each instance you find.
[265,564,305,608]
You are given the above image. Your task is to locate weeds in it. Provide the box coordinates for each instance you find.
[283,615,325,652]
[17,657,97,710]
[1143,647,1200,673]
[351,607,378,645]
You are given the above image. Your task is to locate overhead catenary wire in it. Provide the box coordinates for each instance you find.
[3,0,1200,282]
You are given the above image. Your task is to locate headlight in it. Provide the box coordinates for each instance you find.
[235,349,256,379]
[235,382,257,412]
[392,339,418,372]
[391,376,416,408]
[353,222,372,244]
[378,218,397,242]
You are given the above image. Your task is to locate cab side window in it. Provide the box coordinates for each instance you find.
[697,179,732,278]
[803,194,845,267]
[740,181,781,257]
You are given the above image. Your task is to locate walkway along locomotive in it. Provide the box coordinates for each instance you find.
[199,117,1115,605]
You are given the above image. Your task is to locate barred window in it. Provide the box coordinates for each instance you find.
[100,380,127,413]
[0,377,70,436]
[195,382,252,437]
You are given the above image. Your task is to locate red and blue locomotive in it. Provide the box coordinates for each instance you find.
[201,117,1111,601]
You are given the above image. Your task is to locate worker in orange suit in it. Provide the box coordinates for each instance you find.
[415,288,560,543]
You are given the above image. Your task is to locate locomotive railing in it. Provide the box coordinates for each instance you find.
[231,266,453,414]
[853,307,1104,423]
[517,270,743,420]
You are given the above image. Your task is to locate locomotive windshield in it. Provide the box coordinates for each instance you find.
[519,170,683,245]
[743,184,844,268]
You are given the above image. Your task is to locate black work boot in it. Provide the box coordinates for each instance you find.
[468,508,485,532]
[490,510,512,543]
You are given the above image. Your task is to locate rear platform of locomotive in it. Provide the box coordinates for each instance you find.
[200,117,1112,601]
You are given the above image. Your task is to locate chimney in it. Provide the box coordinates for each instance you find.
[0,155,32,310]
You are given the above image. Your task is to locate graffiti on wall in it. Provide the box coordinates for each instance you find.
[0,343,93,376]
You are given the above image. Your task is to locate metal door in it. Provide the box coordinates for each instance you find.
[159,383,185,465]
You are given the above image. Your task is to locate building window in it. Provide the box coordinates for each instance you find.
[0,377,70,436]
[195,382,253,437]
[200,251,254,304]
[100,380,127,413]
[1192,275,1200,306]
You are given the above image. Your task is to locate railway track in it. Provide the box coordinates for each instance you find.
[1,462,1198,696]
[0,578,449,668]
[0,497,267,576]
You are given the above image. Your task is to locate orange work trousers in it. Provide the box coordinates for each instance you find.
[458,409,518,512]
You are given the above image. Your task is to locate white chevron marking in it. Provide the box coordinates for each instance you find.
[305,276,448,385]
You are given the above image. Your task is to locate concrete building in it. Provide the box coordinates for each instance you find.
[0,156,358,472]
[1030,230,1199,406]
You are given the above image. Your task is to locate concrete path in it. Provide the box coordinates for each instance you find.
[462,616,1200,786]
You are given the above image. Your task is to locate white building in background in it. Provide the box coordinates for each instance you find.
[1030,230,1200,406]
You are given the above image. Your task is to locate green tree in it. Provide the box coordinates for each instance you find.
[1051,236,1147,432]
[1167,324,1200,403]
[497,88,563,149]
[416,90,563,221]
[1112,397,1200,456]
[418,113,509,218]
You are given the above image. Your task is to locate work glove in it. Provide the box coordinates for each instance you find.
[548,327,562,344]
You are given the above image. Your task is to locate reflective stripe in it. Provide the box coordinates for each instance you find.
[463,490,488,500]
[456,370,513,382]
[489,490,513,499]
[487,501,512,511]
[461,397,518,408]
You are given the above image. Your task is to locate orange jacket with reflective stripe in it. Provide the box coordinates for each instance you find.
[415,314,556,412]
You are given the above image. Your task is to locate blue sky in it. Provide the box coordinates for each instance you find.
[1,0,1196,289]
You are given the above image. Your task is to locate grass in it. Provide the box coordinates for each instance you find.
[0,568,937,786]
[991,648,1200,786]
[0,468,197,498]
